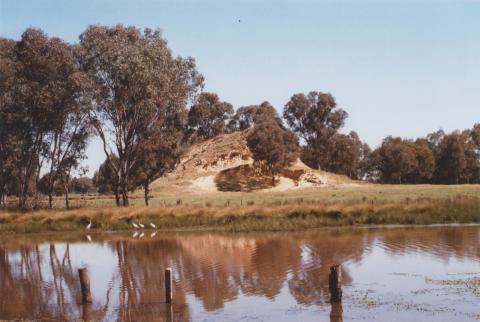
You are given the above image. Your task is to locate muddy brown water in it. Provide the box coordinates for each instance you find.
[0,226,479,321]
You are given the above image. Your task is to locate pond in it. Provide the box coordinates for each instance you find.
[0,225,479,321]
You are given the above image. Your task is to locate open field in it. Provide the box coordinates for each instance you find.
[0,184,479,234]
[18,183,480,208]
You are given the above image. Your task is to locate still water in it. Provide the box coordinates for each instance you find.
[0,226,479,321]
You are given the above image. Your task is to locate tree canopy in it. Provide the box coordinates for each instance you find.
[79,25,203,206]
[247,121,299,185]
[186,92,233,143]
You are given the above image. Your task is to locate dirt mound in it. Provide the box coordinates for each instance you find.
[151,129,355,193]
[215,164,274,192]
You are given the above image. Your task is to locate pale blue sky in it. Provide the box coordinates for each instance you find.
[1,0,480,175]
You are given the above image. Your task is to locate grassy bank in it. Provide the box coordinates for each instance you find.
[1,192,479,234]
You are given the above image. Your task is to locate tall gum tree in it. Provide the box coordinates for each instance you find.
[1,29,85,209]
[0,38,18,207]
[79,25,203,206]
[41,41,92,209]
[283,92,347,170]
[186,92,233,143]
[247,120,299,186]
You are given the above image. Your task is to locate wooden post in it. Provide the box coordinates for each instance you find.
[165,267,172,303]
[78,268,93,304]
[166,301,173,322]
[81,303,92,322]
[330,303,343,322]
[329,265,342,303]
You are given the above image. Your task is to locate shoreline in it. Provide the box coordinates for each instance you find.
[1,195,479,235]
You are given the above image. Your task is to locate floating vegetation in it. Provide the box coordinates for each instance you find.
[425,275,480,297]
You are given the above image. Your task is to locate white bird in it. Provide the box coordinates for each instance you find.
[150,222,157,229]
[132,222,139,229]
[86,219,92,230]
[139,232,145,238]
[138,223,145,229]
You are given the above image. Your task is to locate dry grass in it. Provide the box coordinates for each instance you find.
[1,190,479,234]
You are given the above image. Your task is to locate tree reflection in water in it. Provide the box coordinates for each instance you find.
[0,226,478,321]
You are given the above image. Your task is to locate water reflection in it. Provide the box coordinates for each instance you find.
[0,226,479,321]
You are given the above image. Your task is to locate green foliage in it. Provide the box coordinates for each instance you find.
[247,120,300,184]
[186,92,233,143]
[79,25,203,206]
[69,177,94,194]
[0,28,91,209]
[369,128,480,184]
[228,101,282,132]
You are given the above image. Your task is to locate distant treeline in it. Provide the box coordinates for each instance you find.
[1,25,479,209]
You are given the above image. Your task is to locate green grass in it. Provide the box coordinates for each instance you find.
[36,183,480,209]
[146,184,480,207]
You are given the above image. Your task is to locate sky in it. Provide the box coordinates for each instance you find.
[1,0,480,175]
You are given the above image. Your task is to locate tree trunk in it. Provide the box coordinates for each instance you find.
[122,189,129,206]
[0,183,4,209]
[0,183,4,208]
[114,187,121,207]
[19,178,28,209]
[143,181,149,206]
[118,167,129,206]
[48,192,53,209]
[65,190,69,209]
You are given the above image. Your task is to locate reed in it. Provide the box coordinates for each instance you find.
[0,195,479,234]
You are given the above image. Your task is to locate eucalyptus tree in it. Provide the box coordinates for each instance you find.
[79,25,203,206]
[134,128,182,206]
[186,92,233,143]
[247,121,299,185]
[283,92,347,170]
[92,156,121,205]
[434,133,467,184]
[0,38,17,207]
[1,29,87,209]
[227,101,282,132]
[41,44,92,209]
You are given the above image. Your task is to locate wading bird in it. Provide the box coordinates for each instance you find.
[150,222,157,229]
[132,222,139,229]
[139,222,145,229]
[86,219,92,230]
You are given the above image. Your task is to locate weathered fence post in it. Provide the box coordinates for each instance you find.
[78,267,93,304]
[81,302,92,322]
[166,301,173,322]
[165,267,172,303]
[329,265,342,303]
[330,303,343,322]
